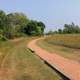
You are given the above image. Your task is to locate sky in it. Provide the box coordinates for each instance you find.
[0,0,80,32]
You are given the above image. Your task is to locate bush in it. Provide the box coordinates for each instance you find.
[15,33,27,37]
[0,35,8,41]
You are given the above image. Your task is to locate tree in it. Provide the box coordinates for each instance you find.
[24,20,45,35]
[47,30,54,35]
[0,10,46,40]
[0,10,11,39]
[58,29,63,34]
[0,10,6,30]
[63,22,80,34]
[7,12,29,33]
[37,21,45,34]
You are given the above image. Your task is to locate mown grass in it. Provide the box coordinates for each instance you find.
[0,37,61,80]
[37,34,80,62]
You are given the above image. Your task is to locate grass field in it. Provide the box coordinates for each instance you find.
[0,37,61,80]
[38,34,80,62]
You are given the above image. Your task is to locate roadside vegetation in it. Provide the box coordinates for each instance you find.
[38,34,80,62]
[48,22,80,34]
[0,10,45,40]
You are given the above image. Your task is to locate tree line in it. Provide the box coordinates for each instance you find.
[0,10,45,40]
[48,22,80,35]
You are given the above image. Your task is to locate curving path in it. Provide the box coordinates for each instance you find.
[27,38,80,80]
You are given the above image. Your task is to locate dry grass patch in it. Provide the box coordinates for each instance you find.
[0,37,61,80]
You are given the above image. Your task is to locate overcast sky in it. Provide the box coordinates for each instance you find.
[0,0,80,32]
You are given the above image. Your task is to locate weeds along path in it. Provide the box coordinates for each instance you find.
[28,37,80,80]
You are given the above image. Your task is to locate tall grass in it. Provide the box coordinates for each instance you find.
[45,34,80,49]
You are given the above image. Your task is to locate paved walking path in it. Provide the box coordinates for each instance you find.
[27,38,80,80]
